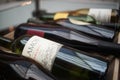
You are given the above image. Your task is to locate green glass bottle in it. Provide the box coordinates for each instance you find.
[39,13,96,24]
[39,8,119,23]
[0,35,109,80]
[28,8,119,31]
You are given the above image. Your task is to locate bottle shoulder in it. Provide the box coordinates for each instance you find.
[11,35,31,54]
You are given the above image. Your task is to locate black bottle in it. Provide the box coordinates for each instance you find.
[0,34,110,80]
[0,50,57,80]
[13,23,120,55]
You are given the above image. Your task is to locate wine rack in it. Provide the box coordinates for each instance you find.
[0,0,119,80]
[0,23,119,80]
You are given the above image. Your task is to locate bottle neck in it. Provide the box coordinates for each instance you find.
[40,13,55,20]
[0,36,13,50]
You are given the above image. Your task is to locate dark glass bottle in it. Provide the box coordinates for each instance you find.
[0,50,56,80]
[39,13,97,24]
[15,23,116,41]
[0,35,109,80]
[28,17,117,40]
[13,23,120,55]
[55,19,117,40]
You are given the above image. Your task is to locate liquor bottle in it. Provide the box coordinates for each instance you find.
[70,8,119,23]
[39,8,119,23]
[55,19,117,40]
[35,8,119,31]
[39,13,97,24]
[14,23,120,54]
[0,35,110,80]
[0,50,56,80]
[14,23,115,42]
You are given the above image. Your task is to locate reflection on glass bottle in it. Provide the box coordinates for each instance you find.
[0,35,111,80]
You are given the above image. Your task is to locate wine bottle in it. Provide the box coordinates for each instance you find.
[39,13,97,24]
[0,60,27,80]
[14,23,120,55]
[39,8,119,23]
[0,35,109,80]
[56,19,117,40]
[36,8,119,30]
[14,23,115,42]
[0,50,56,80]
[71,8,119,23]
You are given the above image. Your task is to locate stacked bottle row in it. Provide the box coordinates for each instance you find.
[0,8,119,80]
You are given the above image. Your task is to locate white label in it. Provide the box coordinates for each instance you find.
[22,36,63,71]
[88,8,112,23]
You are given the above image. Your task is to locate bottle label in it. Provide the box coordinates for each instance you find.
[22,36,63,71]
[88,8,112,23]
[27,29,45,37]
[54,12,69,20]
